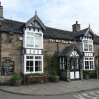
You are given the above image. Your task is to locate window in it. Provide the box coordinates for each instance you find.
[26,32,34,47]
[84,57,94,70]
[70,58,74,69]
[89,44,92,51]
[84,43,88,51]
[75,58,79,69]
[35,33,42,48]
[60,57,65,69]
[26,56,34,72]
[25,32,43,48]
[25,55,43,73]
[83,40,93,52]
[70,58,79,70]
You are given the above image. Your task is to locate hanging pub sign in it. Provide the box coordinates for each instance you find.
[2,59,14,76]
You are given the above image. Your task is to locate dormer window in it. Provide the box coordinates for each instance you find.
[35,33,42,48]
[25,31,43,48]
[83,40,93,52]
[26,32,34,47]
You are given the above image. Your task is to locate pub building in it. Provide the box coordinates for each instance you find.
[0,2,99,83]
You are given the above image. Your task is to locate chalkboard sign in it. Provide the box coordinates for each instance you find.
[2,59,14,76]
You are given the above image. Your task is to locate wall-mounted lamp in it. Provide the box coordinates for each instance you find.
[18,36,23,41]
[8,31,14,43]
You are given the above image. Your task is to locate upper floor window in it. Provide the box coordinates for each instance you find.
[25,32,43,49]
[26,32,34,47]
[83,40,93,52]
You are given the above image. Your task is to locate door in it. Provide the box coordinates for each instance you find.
[70,58,80,80]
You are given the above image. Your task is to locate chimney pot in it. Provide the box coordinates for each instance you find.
[72,21,80,32]
[0,2,3,20]
[76,21,78,24]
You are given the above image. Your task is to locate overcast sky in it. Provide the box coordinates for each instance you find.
[0,0,99,34]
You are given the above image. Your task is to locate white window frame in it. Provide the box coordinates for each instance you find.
[24,30,43,49]
[83,40,93,52]
[24,55,43,74]
[84,57,94,70]
[60,57,65,69]
[82,36,93,52]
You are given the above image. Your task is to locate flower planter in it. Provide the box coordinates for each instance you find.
[50,76,59,82]
[26,76,47,86]
[11,80,22,86]
[89,72,97,78]
[83,70,90,79]
[10,73,23,86]
[83,75,89,79]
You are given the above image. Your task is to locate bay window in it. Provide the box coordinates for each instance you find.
[25,55,43,73]
[89,44,92,51]
[25,32,43,48]
[84,43,88,51]
[23,29,44,74]
[84,57,94,70]
[83,40,93,52]
[26,32,34,47]
[35,33,42,48]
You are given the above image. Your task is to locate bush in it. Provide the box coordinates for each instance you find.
[10,73,23,82]
[89,70,97,73]
[25,73,45,77]
[83,70,90,76]
[44,53,58,77]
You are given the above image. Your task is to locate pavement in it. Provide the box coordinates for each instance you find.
[0,79,99,96]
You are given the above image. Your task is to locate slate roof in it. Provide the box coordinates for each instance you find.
[59,45,82,57]
[72,28,89,37]
[0,19,24,33]
[0,18,99,44]
[43,27,74,40]
[72,27,94,37]
[59,46,73,56]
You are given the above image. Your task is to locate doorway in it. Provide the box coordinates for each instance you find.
[70,57,80,79]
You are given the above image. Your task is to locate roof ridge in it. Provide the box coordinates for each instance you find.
[80,27,89,31]
[4,18,25,24]
[46,26,72,33]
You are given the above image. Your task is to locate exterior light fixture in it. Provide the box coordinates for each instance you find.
[18,36,23,41]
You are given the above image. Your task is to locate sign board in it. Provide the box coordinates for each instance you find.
[2,59,14,76]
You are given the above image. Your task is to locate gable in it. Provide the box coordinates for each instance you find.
[73,27,94,38]
[84,28,94,38]
[70,50,79,57]
[25,14,46,30]
[84,32,92,38]
[59,46,82,57]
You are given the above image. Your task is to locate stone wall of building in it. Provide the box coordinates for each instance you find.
[43,38,77,68]
[0,33,23,82]
[43,39,75,55]
[0,35,99,82]
[94,43,99,68]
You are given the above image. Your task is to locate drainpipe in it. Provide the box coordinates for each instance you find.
[56,42,59,54]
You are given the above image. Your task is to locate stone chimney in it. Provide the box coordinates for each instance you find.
[72,21,80,32]
[0,2,3,20]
